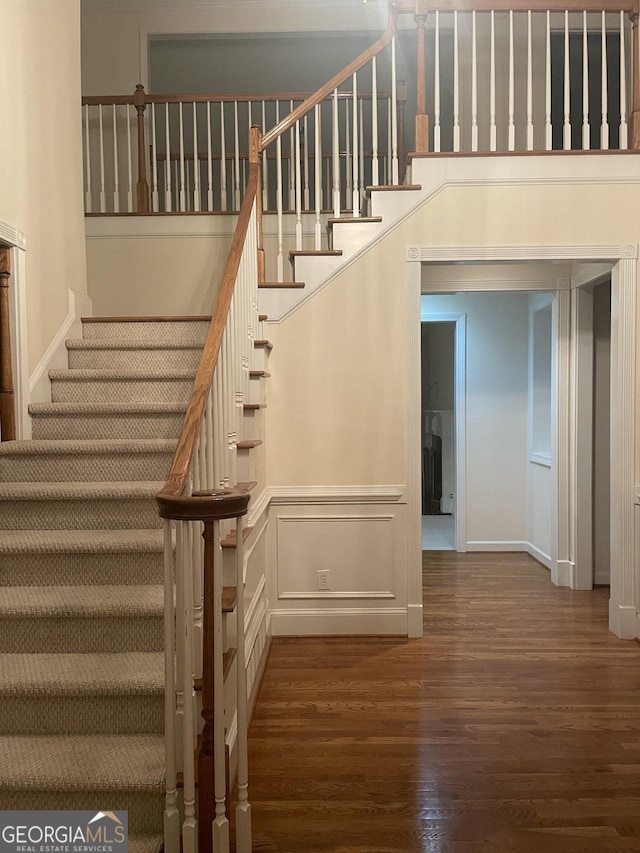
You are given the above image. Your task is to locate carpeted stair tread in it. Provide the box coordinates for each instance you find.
[0,481,164,501]
[0,438,176,455]
[0,585,163,617]
[49,368,197,381]
[129,836,164,853]
[0,528,163,555]
[67,339,204,351]
[0,734,165,790]
[29,402,187,415]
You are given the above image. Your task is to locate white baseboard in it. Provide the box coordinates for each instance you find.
[526,542,552,569]
[270,607,408,636]
[594,572,611,586]
[609,600,638,640]
[29,288,92,404]
[407,604,423,638]
[465,540,527,552]
[555,559,575,588]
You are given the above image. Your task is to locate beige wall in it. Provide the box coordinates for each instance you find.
[0,0,87,373]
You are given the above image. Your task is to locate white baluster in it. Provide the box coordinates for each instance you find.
[435,12,441,153]
[295,120,302,251]
[84,104,92,213]
[602,12,610,150]
[454,11,461,152]
[371,56,379,186]
[303,114,310,210]
[206,102,213,211]
[112,105,120,212]
[345,99,352,202]
[359,98,364,204]
[620,11,628,149]
[126,104,133,212]
[508,11,515,151]
[391,35,398,183]
[179,522,197,853]
[583,11,590,150]
[545,10,552,150]
[471,11,478,152]
[564,11,571,150]
[163,520,180,853]
[211,518,230,853]
[332,88,340,216]
[234,512,252,853]
[261,101,269,210]
[151,103,159,212]
[352,73,359,216]
[527,11,534,150]
[192,102,200,211]
[206,389,215,489]
[98,104,106,213]
[387,97,392,184]
[220,102,227,212]
[191,458,203,682]
[490,11,496,152]
[179,102,186,211]
[234,101,240,210]
[316,103,324,244]
[276,102,284,281]
[289,99,296,211]
[164,103,173,212]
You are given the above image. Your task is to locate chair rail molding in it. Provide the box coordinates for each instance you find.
[407,242,638,640]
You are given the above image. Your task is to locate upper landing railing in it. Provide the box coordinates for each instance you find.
[81,0,640,223]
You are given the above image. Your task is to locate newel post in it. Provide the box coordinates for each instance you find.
[415,0,429,153]
[249,126,265,284]
[631,13,640,149]
[0,248,16,442]
[134,84,150,212]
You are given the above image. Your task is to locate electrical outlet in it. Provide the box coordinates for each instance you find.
[317,570,330,590]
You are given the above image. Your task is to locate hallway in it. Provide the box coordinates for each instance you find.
[247,553,640,852]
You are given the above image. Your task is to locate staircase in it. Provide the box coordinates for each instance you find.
[0,317,213,851]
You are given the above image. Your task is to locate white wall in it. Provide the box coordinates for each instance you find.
[0,0,87,374]
[422,292,530,549]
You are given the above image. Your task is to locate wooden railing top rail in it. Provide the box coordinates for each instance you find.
[81,89,403,108]
[157,141,259,500]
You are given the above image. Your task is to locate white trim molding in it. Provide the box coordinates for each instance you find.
[269,485,404,504]
[0,219,29,440]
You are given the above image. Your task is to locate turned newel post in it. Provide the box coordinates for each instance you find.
[631,13,640,150]
[0,248,16,442]
[249,126,265,284]
[134,84,150,212]
[415,0,429,153]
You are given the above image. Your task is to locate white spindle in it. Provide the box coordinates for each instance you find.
[352,73,359,216]
[211,518,230,853]
[345,99,352,201]
[206,102,214,211]
[359,98,365,204]
[601,12,610,150]
[371,56,379,185]
[163,520,180,853]
[303,114,310,210]
[126,104,133,212]
[620,11,628,149]
[545,10,552,150]
[192,103,200,211]
[261,101,269,210]
[234,512,252,853]
[387,97,392,184]
[179,523,197,853]
[295,120,302,251]
[391,35,398,183]
[289,100,296,211]
[151,103,159,212]
[583,12,590,150]
[84,104,92,213]
[316,103,323,245]
[234,101,240,210]
[179,103,186,211]
[216,103,225,213]
[564,11,571,150]
[332,88,340,216]
[472,12,478,152]
[276,102,284,282]
[164,104,173,212]
[206,390,214,490]
[508,11,515,151]
[112,105,120,212]
[527,11,534,150]
[435,13,441,153]
[490,11,496,151]
[453,11,461,152]
[98,105,106,213]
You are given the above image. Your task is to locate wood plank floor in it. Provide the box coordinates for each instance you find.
[247,552,640,852]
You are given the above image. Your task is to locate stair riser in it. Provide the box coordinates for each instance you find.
[31,413,185,441]
[83,321,209,342]
[253,348,270,372]
[51,378,195,404]
[247,377,265,406]
[0,615,163,654]
[0,694,163,736]
[0,790,163,834]
[68,348,201,371]
[0,498,161,531]
[0,552,163,587]
[0,451,174,482]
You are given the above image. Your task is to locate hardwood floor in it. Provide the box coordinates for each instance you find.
[246,552,640,852]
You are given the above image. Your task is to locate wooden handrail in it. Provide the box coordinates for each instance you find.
[261,1,403,151]
[81,88,401,108]
[156,133,260,500]
[0,248,16,442]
